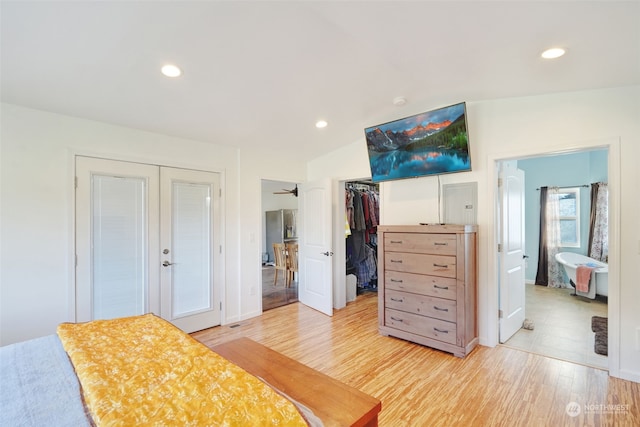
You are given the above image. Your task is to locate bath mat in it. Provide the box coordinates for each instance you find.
[591,316,607,333]
[592,316,608,356]
[594,331,608,356]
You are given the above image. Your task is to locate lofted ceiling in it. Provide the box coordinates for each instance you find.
[2,1,639,161]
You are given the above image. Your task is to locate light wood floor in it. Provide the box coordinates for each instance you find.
[192,293,640,426]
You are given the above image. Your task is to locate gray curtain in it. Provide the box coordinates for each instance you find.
[534,187,548,285]
[535,186,567,287]
[588,182,608,262]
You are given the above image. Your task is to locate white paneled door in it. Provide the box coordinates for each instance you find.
[298,179,333,316]
[75,157,221,332]
[498,164,526,343]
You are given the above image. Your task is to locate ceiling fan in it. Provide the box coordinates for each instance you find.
[273,185,298,197]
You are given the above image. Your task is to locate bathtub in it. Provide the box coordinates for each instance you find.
[555,252,608,299]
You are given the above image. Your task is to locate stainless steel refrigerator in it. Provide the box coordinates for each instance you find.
[265,209,297,263]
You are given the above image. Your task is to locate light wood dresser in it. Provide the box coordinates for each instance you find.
[377,224,478,357]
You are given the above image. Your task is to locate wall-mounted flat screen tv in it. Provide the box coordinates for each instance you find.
[364,102,471,183]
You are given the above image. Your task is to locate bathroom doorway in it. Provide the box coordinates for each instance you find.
[498,148,610,369]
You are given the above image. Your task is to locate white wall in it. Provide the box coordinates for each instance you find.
[0,103,303,345]
[236,150,305,320]
[308,86,640,382]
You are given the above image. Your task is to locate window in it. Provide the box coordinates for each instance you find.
[558,187,580,247]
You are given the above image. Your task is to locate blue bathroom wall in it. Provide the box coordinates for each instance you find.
[589,150,608,183]
[517,149,608,283]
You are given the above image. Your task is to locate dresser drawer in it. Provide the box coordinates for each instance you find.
[385,271,457,300]
[384,252,456,278]
[379,225,477,357]
[385,308,457,345]
[386,289,457,322]
[384,233,456,256]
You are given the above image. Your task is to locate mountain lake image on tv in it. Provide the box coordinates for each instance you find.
[364,102,471,182]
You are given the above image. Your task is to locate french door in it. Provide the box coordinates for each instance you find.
[75,157,221,332]
[159,167,221,332]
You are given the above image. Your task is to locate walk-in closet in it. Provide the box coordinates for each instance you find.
[345,181,379,299]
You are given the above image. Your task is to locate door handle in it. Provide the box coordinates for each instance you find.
[162,260,173,267]
[321,251,333,256]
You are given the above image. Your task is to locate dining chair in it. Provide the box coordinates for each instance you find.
[285,242,298,287]
[272,243,288,287]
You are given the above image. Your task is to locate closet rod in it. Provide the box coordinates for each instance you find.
[535,184,589,190]
[349,180,377,186]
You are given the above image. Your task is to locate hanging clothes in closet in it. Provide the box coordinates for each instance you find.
[346,183,379,292]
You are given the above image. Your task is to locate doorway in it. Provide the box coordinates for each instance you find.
[75,156,222,333]
[329,178,381,310]
[345,180,380,299]
[261,179,299,311]
[497,149,610,369]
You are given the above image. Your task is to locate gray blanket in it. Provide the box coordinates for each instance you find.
[0,334,92,426]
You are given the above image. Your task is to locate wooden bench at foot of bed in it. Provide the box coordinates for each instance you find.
[212,337,381,427]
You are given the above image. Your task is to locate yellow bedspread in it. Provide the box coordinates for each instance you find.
[57,314,308,427]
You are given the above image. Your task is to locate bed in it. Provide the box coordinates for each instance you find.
[0,314,380,427]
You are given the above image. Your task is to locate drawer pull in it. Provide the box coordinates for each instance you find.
[390,297,404,302]
[390,278,404,283]
[434,306,449,312]
[390,240,403,244]
[390,259,403,263]
[434,328,449,334]
[434,242,448,246]
[433,285,449,290]
[390,316,404,322]
[433,263,448,268]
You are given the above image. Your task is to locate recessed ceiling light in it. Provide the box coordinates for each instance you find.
[541,48,566,59]
[315,120,328,129]
[161,64,182,77]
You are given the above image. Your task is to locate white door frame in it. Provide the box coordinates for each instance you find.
[333,179,348,310]
[259,178,300,313]
[333,177,383,310]
[486,137,620,377]
[72,153,226,327]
